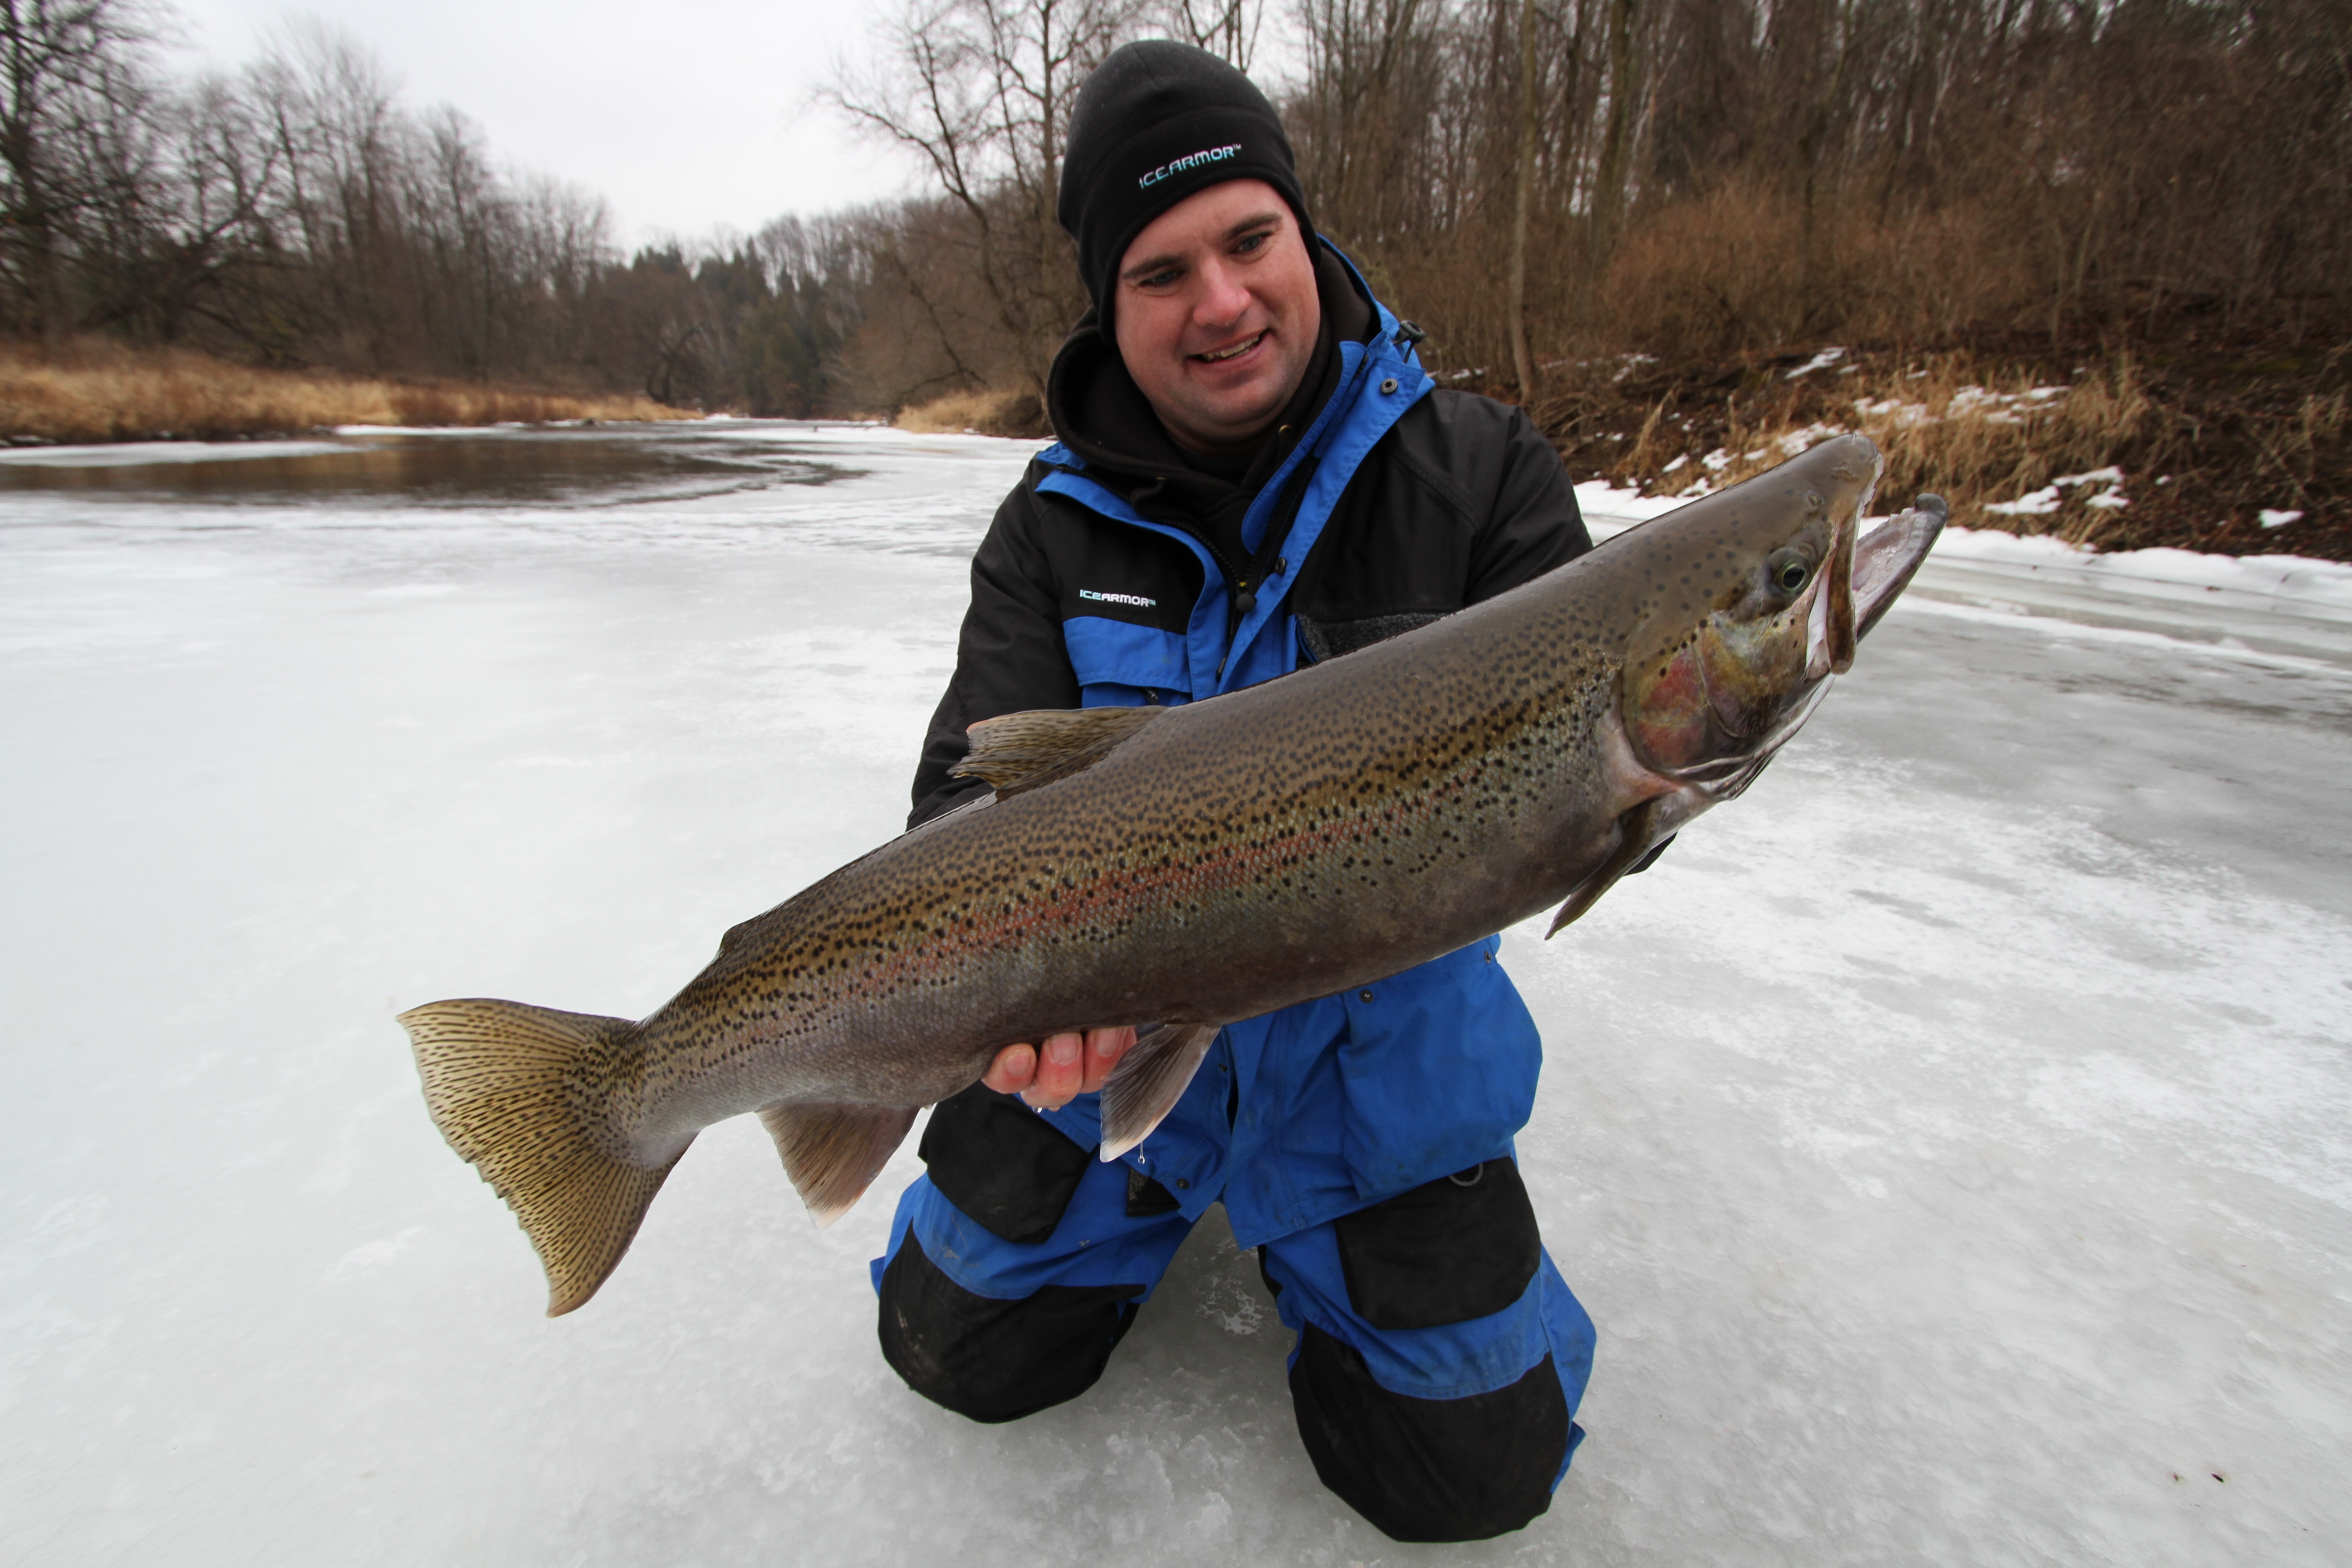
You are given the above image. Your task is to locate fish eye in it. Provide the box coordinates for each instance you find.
[1766,549,1812,596]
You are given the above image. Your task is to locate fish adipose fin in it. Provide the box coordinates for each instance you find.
[759,1102,919,1226]
[952,706,1167,798]
[1547,801,1670,937]
[399,999,688,1318]
[1098,1022,1220,1161]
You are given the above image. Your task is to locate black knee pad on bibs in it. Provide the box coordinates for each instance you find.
[875,1233,1144,1424]
[918,1081,1095,1243]
[1332,1157,1543,1329]
[1289,1324,1570,1542]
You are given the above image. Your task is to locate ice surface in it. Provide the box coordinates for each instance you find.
[5,425,2349,1565]
[0,437,357,467]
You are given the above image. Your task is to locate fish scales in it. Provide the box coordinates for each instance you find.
[625,607,1626,1148]
[398,434,1949,1315]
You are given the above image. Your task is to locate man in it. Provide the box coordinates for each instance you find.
[872,40,1599,1543]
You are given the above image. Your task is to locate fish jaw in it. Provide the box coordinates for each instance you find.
[1853,494,1948,640]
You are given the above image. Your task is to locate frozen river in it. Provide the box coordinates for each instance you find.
[3,421,2348,1565]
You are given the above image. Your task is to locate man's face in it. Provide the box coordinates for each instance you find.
[1112,178,1322,456]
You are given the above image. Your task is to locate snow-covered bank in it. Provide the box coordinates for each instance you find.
[1579,478,2352,665]
[4,425,2347,1566]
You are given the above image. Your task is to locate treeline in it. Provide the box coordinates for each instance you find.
[7,0,2345,420]
[1294,0,2352,387]
[0,10,867,413]
[824,0,2350,407]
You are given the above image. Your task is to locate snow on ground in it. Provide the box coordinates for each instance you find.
[4,425,2348,1565]
[1578,480,2352,666]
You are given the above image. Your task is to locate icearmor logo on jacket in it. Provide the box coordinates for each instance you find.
[1079,588,1157,607]
[1137,144,1241,189]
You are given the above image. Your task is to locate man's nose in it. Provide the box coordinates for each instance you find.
[1192,256,1253,327]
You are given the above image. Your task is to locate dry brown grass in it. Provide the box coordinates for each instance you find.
[895,385,1049,439]
[1657,356,2156,544]
[0,339,691,443]
[1535,343,2349,557]
[1866,359,2156,543]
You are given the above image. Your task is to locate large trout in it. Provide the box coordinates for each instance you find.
[402,434,1945,1315]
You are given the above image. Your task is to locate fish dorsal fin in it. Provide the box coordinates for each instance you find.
[759,1102,919,1226]
[951,706,1167,798]
[1098,1022,1220,1161]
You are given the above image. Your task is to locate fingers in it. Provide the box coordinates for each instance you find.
[981,1041,1036,1095]
[986,1026,1137,1109]
[1020,1030,1086,1110]
[1077,1025,1136,1095]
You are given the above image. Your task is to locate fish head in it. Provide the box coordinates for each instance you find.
[1619,434,1942,789]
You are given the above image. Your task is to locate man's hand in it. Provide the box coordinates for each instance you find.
[983,1026,1137,1110]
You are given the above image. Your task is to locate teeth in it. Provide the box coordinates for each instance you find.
[1199,333,1263,363]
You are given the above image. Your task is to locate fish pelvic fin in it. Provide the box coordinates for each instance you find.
[952,706,1167,798]
[1098,1023,1220,1161]
[758,1102,919,1226]
[398,999,686,1317]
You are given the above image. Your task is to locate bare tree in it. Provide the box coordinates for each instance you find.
[1166,0,1264,67]
[0,0,164,337]
[827,0,1144,394]
[1505,0,1537,396]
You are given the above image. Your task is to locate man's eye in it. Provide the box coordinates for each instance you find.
[1138,268,1182,289]
[1233,231,1272,255]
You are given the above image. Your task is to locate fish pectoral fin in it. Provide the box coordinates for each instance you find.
[1546,802,1669,938]
[1097,1022,1220,1162]
[951,706,1167,798]
[759,1101,920,1227]
[399,999,687,1318]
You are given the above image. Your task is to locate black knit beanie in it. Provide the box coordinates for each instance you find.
[1057,41,1312,326]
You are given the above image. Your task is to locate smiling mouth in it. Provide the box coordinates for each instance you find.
[1193,332,1266,364]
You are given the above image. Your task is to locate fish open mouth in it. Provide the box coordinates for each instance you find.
[1852,495,1949,639]
[1740,493,1947,779]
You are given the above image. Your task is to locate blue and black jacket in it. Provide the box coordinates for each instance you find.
[906,240,1592,1250]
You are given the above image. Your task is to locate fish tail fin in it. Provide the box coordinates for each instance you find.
[398,998,688,1317]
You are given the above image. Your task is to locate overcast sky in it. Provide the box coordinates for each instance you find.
[167,0,926,248]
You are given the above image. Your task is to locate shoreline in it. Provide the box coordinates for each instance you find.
[1525,339,2347,564]
[0,341,693,446]
[1578,480,2352,651]
[895,339,2349,566]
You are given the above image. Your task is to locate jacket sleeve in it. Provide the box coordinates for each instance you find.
[1463,401,1591,605]
[908,479,1083,828]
